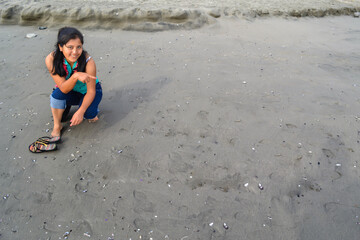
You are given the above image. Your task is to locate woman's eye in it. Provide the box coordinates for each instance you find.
[65,45,81,50]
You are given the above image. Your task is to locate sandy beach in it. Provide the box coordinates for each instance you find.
[1,1,360,239]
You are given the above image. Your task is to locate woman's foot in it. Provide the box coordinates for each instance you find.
[51,125,63,138]
[88,116,99,123]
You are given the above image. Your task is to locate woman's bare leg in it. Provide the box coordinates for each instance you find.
[51,107,65,137]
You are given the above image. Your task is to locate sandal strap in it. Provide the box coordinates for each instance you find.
[29,142,39,153]
[35,139,49,146]
[37,136,60,143]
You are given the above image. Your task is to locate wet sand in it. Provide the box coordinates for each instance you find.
[0,14,360,240]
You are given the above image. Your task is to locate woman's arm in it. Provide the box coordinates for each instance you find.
[45,53,96,94]
[70,58,97,126]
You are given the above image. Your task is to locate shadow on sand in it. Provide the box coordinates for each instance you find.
[99,76,172,128]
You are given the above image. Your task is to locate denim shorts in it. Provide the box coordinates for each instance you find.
[50,82,102,119]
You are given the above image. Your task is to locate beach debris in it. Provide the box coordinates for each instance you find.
[209,222,214,227]
[38,26,47,30]
[258,183,264,190]
[335,163,341,167]
[63,230,71,239]
[26,33,37,39]
[223,223,229,230]
[354,12,360,18]
[244,183,249,187]
[84,232,91,237]
[3,194,10,200]
[209,9,221,18]
[242,81,247,84]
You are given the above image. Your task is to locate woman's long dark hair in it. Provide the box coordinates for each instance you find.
[52,27,88,77]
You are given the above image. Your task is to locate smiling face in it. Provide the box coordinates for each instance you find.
[59,37,83,66]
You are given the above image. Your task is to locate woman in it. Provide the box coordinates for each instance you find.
[29,27,102,153]
[46,27,102,140]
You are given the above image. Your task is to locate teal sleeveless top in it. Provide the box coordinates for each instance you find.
[64,58,99,95]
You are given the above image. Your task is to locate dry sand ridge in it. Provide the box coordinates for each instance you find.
[1,0,360,30]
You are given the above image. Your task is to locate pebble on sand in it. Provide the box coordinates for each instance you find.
[26,33,37,38]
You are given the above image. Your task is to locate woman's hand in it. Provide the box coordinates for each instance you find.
[70,109,85,126]
[75,72,97,84]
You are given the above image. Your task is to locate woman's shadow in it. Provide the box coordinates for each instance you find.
[92,76,171,129]
[60,76,171,140]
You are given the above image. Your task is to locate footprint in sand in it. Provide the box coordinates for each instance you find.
[32,191,53,204]
[133,218,152,230]
[133,190,155,213]
[72,220,93,238]
[197,110,209,121]
[270,196,297,239]
[74,171,94,193]
[168,152,193,174]
[75,181,89,193]
[322,148,335,159]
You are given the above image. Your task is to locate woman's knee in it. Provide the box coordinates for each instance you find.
[50,94,66,109]
[51,88,68,99]
[83,92,102,119]
[84,108,99,119]
[50,88,70,109]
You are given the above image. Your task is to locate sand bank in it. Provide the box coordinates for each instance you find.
[1,0,360,30]
[0,16,360,239]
